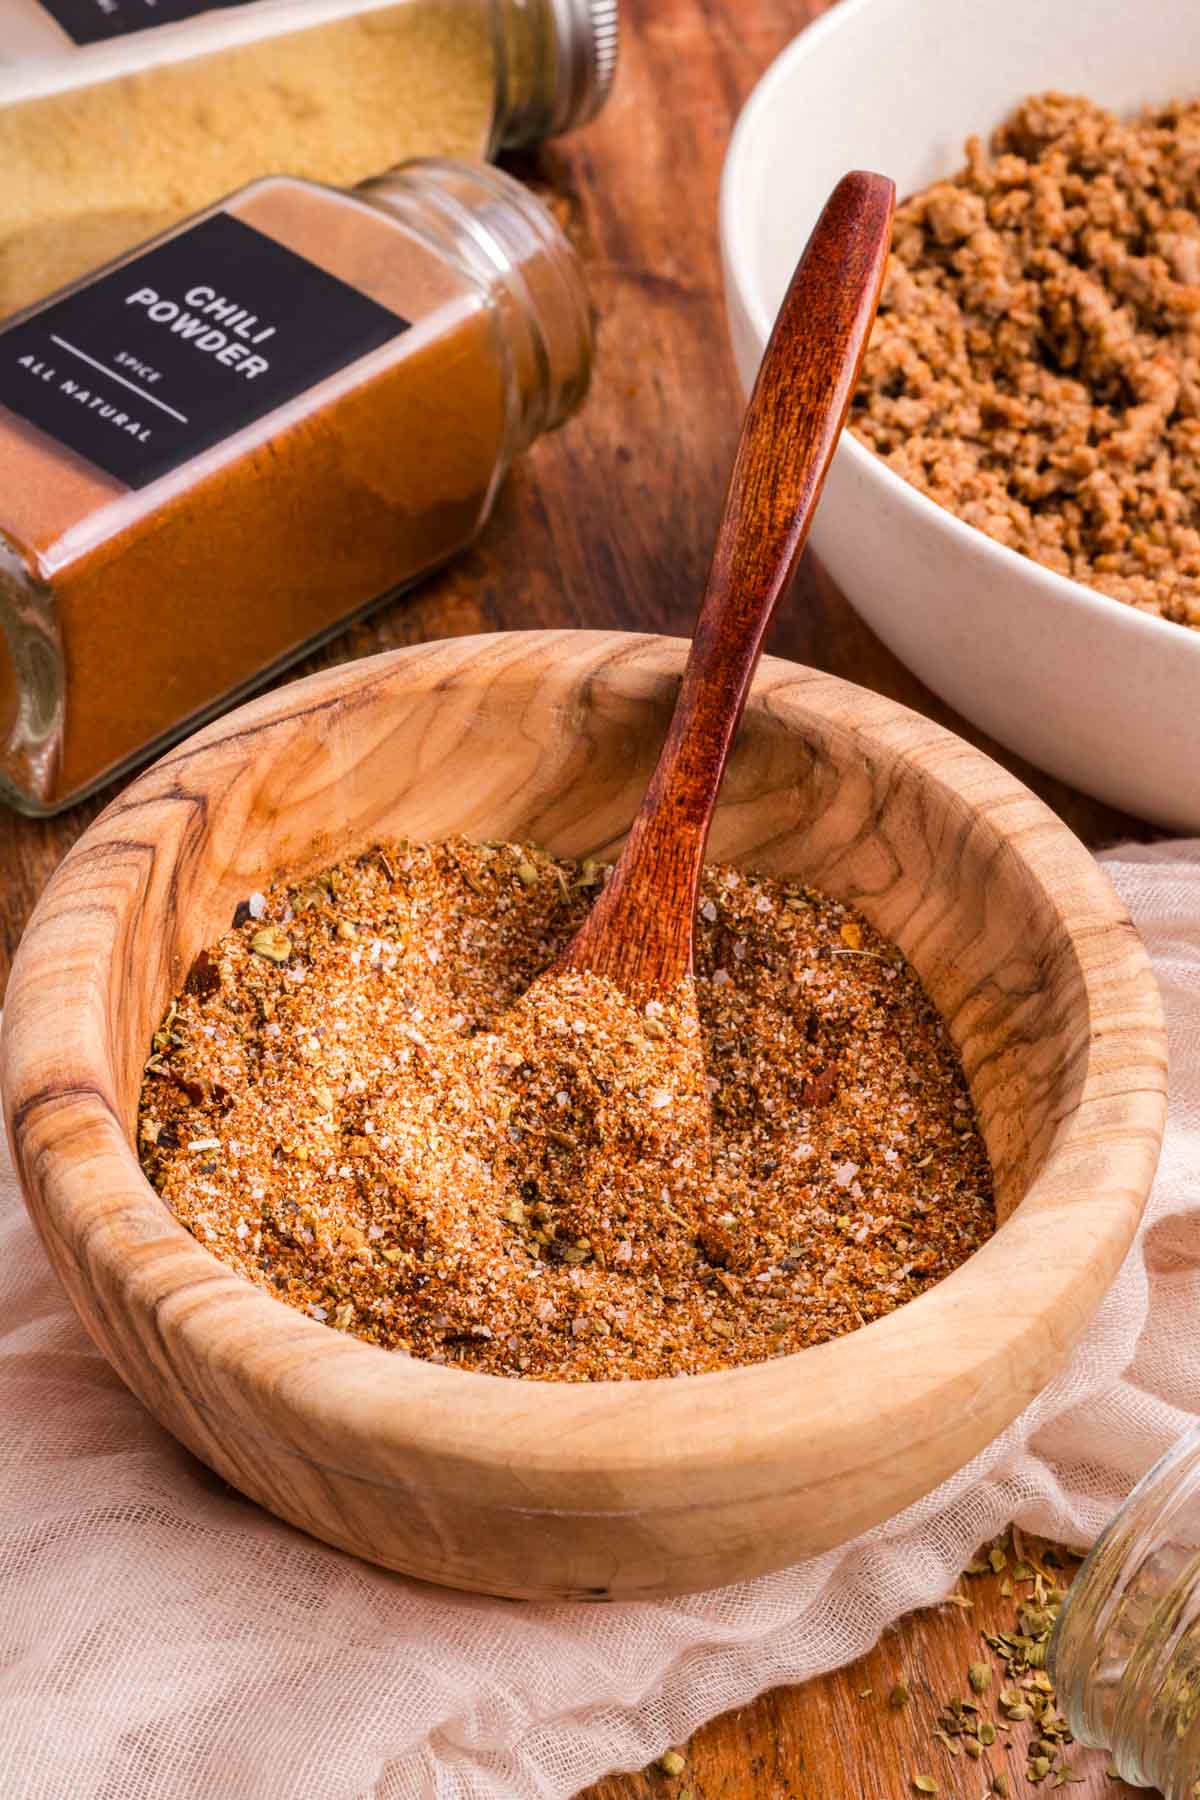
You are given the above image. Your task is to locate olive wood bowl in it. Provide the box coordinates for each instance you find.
[0,630,1167,1600]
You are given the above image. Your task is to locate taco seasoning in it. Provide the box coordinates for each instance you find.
[0,161,592,814]
[137,837,996,1383]
[0,0,619,316]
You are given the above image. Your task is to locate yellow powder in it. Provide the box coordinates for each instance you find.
[0,3,496,318]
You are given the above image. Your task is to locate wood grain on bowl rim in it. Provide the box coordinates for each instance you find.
[0,630,1167,1600]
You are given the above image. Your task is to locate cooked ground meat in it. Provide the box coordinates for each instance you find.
[852,91,1200,628]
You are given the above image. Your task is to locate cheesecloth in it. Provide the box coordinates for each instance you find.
[1,841,1196,1799]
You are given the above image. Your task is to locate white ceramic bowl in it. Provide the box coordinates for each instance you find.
[721,0,1200,831]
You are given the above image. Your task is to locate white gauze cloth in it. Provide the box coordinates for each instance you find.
[2,840,1199,1800]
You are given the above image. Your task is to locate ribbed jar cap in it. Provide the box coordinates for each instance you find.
[545,0,619,135]
[494,0,620,148]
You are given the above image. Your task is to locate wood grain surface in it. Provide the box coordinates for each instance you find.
[0,0,1164,1793]
[579,1537,1147,1800]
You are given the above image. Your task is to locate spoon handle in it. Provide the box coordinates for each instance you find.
[562,169,895,997]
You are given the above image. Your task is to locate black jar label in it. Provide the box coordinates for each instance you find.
[0,211,409,490]
[36,0,251,46]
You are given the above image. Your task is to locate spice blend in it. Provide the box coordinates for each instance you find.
[853,91,1200,629]
[138,837,994,1381]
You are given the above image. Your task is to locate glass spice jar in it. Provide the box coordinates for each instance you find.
[0,0,618,316]
[0,157,593,814]
[1050,1427,1200,1796]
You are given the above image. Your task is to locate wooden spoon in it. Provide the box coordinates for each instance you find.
[559,170,896,1000]
[496,173,895,1229]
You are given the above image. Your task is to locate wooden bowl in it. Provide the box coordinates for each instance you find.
[0,631,1167,1600]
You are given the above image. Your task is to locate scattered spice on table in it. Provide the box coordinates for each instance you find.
[853,91,1200,630]
[138,836,994,1381]
[883,1531,1084,1790]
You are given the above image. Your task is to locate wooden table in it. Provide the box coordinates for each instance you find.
[579,1542,1140,1800]
[0,1,1157,1794]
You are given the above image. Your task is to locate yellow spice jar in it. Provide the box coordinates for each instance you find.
[0,0,618,316]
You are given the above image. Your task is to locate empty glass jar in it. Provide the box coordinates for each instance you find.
[1051,1425,1200,1796]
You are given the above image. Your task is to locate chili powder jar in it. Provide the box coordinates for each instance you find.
[0,159,593,813]
[1051,1426,1200,1794]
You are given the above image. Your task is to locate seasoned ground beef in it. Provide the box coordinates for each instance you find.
[852,92,1200,628]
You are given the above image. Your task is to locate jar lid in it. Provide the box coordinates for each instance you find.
[546,0,620,135]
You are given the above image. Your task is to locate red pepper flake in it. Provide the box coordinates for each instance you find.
[801,1066,839,1109]
[184,949,221,1001]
